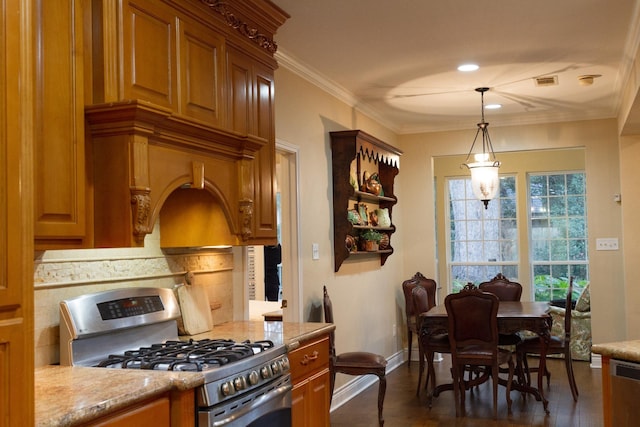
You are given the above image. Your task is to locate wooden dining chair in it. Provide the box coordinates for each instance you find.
[445,284,515,418]
[516,277,579,401]
[479,273,523,301]
[411,284,450,396]
[323,286,387,426]
[402,272,437,367]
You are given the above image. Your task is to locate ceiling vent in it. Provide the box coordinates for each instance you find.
[534,75,558,87]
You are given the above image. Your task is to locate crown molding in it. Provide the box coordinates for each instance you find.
[275,49,400,133]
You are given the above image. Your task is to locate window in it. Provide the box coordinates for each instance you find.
[529,172,588,300]
[447,176,517,292]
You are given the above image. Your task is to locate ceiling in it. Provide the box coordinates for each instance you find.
[271,0,640,134]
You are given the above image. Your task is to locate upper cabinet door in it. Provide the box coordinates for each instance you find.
[177,18,226,127]
[34,0,89,249]
[121,0,177,109]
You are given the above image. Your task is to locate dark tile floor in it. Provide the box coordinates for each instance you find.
[330,356,603,426]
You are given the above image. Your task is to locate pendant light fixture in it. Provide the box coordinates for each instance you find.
[462,87,501,209]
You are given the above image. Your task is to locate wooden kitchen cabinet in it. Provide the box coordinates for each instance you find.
[290,335,331,427]
[34,0,90,249]
[85,0,286,247]
[79,388,195,427]
[227,47,278,242]
[330,130,402,272]
[1,0,35,424]
[82,394,171,427]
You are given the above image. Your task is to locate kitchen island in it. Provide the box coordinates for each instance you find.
[36,321,334,426]
[592,340,640,427]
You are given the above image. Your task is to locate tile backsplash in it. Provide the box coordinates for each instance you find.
[34,228,237,367]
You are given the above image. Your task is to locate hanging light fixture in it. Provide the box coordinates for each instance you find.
[462,87,501,209]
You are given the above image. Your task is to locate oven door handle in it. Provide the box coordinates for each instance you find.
[211,382,292,426]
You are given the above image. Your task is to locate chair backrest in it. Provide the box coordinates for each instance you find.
[563,277,574,340]
[478,273,522,301]
[402,272,437,318]
[445,284,500,352]
[323,286,337,360]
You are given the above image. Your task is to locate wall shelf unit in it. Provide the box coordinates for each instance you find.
[330,130,402,272]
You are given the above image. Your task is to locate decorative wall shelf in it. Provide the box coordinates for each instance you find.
[330,130,402,272]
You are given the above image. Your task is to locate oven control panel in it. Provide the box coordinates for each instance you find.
[97,295,164,320]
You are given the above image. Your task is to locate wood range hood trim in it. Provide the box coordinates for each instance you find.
[86,99,261,247]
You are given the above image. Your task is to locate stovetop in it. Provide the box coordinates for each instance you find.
[95,338,277,372]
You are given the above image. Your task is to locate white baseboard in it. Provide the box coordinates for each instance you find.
[329,350,404,412]
[590,352,602,369]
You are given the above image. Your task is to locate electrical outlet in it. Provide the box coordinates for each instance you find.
[596,237,619,251]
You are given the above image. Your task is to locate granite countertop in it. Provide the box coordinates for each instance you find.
[36,321,334,426]
[592,340,640,362]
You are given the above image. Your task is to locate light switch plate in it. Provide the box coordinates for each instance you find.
[312,243,320,260]
[596,237,619,250]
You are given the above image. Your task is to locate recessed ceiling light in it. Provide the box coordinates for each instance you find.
[485,104,502,110]
[458,64,479,72]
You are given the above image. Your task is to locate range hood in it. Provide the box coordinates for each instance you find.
[86,100,258,248]
[83,0,288,248]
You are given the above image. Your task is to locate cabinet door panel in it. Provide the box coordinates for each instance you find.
[123,0,175,108]
[84,395,170,427]
[34,0,87,245]
[227,48,252,135]
[178,18,225,126]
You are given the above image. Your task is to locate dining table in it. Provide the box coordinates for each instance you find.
[419,301,552,413]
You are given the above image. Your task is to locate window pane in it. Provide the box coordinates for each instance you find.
[567,195,585,216]
[549,196,566,216]
[530,175,547,196]
[570,239,587,260]
[568,217,585,238]
[532,240,549,261]
[550,240,568,259]
[567,173,585,195]
[549,174,566,196]
[530,196,547,218]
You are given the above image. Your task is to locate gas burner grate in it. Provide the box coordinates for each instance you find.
[93,338,276,371]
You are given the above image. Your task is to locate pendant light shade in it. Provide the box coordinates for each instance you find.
[462,88,501,209]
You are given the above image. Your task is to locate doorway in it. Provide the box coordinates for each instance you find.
[247,142,300,322]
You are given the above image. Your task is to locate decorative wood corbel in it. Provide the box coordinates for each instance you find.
[131,189,152,244]
[239,199,253,241]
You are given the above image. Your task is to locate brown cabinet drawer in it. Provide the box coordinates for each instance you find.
[289,336,330,383]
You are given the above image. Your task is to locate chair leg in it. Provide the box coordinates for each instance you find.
[329,370,336,404]
[564,350,579,401]
[451,365,462,417]
[492,364,499,420]
[416,344,424,396]
[407,328,413,367]
[377,373,387,427]
[506,358,514,413]
[426,351,436,394]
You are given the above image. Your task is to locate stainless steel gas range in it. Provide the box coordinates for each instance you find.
[59,287,291,427]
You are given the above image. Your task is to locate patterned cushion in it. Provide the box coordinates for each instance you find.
[575,283,591,312]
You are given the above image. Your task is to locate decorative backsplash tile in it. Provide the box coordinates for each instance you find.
[34,243,237,367]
